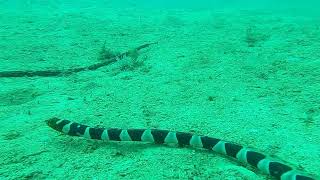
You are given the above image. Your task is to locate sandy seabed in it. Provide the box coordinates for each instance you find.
[0,2,319,179]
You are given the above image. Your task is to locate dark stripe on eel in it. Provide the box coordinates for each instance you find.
[89,128,105,140]
[69,122,88,136]
[46,118,316,180]
[296,175,315,180]
[200,136,220,150]
[176,132,193,146]
[225,143,242,158]
[269,162,292,179]
[246,151,266,167]
[127,129,145,141]
[46,117,69,132]
[151,129,169,144]
[107,128,122,141]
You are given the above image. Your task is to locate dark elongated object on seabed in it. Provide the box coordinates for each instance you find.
[0,42,157,78]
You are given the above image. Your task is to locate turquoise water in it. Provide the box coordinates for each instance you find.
[0,1,319,179]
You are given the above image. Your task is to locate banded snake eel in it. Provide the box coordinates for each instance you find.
[47,117,315,180]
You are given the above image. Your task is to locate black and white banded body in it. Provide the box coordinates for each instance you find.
[47,117,315,180]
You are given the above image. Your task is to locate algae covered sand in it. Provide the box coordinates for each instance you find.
[0,1,319,179]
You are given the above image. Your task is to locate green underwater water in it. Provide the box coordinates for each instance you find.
[0,0,319,179]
